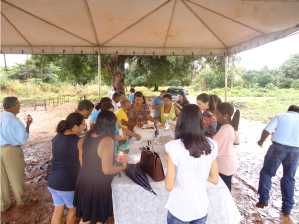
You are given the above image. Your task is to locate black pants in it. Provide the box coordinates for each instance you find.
[219,173,232,191]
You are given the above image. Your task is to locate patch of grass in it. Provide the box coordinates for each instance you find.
[0,78,109,104]
[1,79,298,122]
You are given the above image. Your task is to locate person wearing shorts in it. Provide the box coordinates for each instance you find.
[48,112,85,224]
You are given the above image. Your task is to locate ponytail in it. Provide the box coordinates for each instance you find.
[231,109,240,131]
[56,120,68,133]
[56,112,85,133]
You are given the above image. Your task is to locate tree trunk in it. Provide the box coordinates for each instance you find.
[154,84,159,91]
[113,71,125,94]
[108,55,127,94]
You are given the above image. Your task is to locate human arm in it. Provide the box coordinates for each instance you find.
[258,116,277,146]
[78,138,84,167]
[208,159,219,185]
[257,130,270,146]
[25,114,33,133]
[98,137,127,175]
[165,152,176,192]
[121,119,130,126]
[174,103,181,116]
[122,128,141,140]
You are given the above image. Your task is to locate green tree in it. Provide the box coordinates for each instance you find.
[280,54,299,80]
[125,56,195,90]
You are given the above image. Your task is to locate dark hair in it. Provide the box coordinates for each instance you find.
[218,102,234,118]
[101,102,114,111]
[56,112,84,133]
[134,91,143,98]
[95,97,112,110]
[175,104,211,158]
[163,93,172,100]
[130,88,135,93]
[88,110,117,138]
[134,91,146,104]
[209,95,222,113]
[288,105,299,113]
[197,93,210,103]
[231,109,240,131]
[3,96,18,110]
[112,92,121,100]
[78,100,94,111]
[178,94,189,105]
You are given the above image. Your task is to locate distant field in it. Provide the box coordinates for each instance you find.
[1,79,298,122]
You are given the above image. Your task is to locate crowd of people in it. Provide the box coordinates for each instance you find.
[0,90,298,224]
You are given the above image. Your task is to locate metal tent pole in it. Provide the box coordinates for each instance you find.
[98,54,101,97]
[3,53,8,71]
[224,55,229,102]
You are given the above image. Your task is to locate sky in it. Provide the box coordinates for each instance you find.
[237,32,299,70]
[1,32,299,70]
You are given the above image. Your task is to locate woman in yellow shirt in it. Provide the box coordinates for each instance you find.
[115,99,141,140]
[160,94,177,124]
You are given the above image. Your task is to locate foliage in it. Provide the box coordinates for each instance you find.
[125,56,195,89]
[291,79,299,89]
[29,55,98,85]
[280,54,299,80]
[2,53,299,92]
[0,77,109,102]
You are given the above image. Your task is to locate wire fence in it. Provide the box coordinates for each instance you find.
[0,95,88,111]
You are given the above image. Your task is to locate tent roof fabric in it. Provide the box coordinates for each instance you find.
[1,0,299,55]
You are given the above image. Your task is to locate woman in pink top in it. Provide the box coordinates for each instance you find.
[213,102,238,191]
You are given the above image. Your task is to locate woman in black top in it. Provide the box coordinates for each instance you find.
[74,111,128,224]
[48,112,85,224]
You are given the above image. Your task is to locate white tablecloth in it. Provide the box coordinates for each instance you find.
[112,128,241,224]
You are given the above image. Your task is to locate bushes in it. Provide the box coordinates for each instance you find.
[291,80,299,89]
[0,78,109,102]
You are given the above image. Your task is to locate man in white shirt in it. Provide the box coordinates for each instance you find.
[256,105,299,219]
[0,96,33,211]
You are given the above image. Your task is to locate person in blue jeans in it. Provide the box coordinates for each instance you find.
[257,105,299,221]
[165,104,219,224]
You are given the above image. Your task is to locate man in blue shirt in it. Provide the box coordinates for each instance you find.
[151,90,166,120]
[0,96,33,211]
[256,105,299,220]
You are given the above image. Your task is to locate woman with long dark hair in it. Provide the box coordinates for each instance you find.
[128,91,152,129]
[213,103,237,191]
[48,112,86,224]
[175,94,189,115]
[164,104,219,224]
[74,111,127,224]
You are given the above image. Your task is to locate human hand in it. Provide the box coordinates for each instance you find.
[257,140,263,147]
[120,153,128,170]
[134,133,141,141]
[137,121,143,128]
[26,114,33,126]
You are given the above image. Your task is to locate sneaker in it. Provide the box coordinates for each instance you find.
[256,201,268,208]
[280,213,294,224]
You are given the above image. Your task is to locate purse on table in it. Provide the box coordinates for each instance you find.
[139,141,165,182]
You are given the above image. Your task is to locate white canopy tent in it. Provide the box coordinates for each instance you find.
[1,0,299,99]
[1,0,299,56]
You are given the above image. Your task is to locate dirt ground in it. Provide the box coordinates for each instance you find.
[1,102,298,224]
